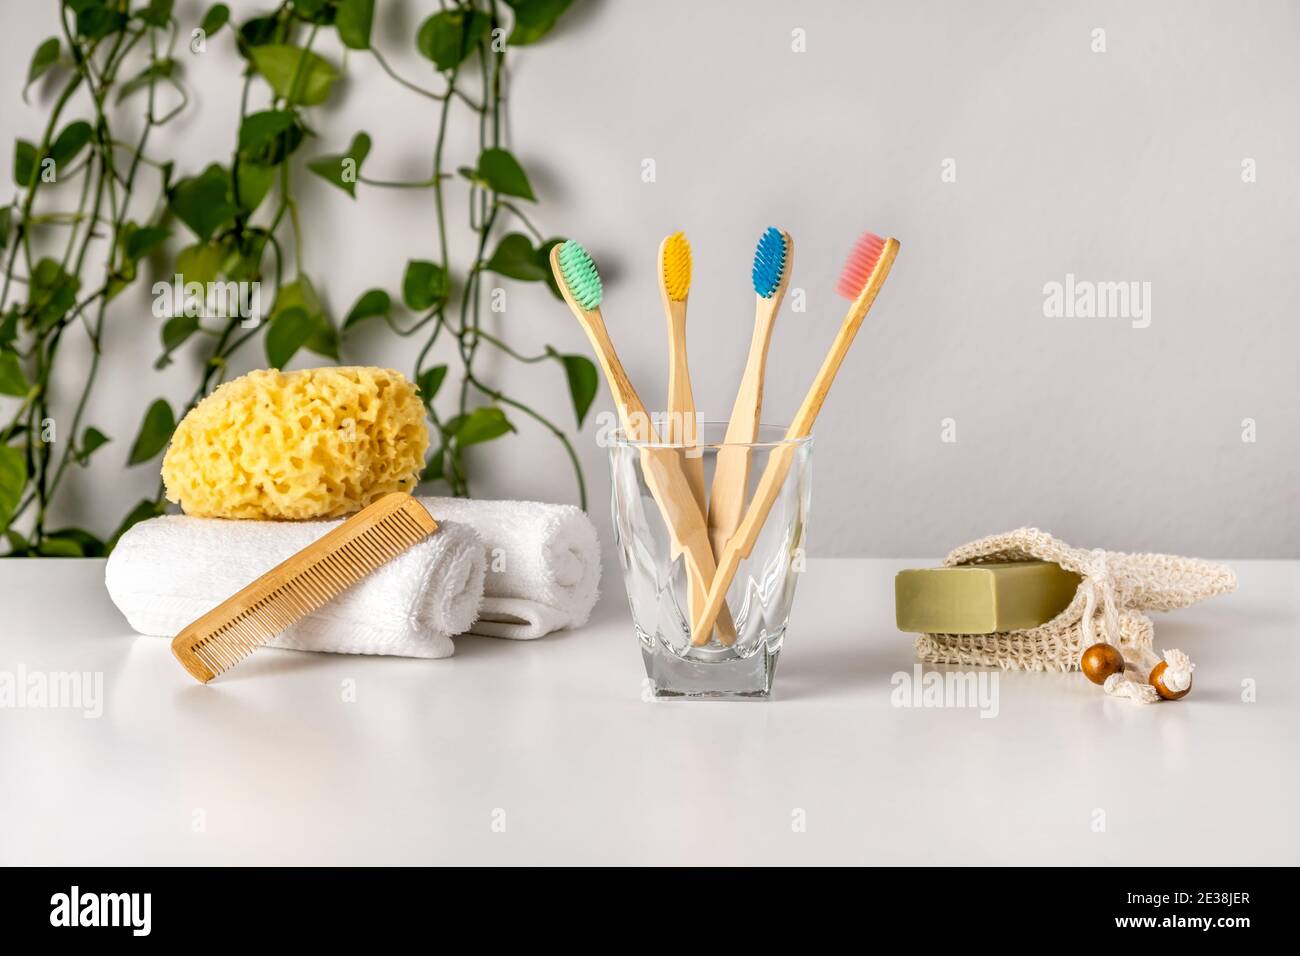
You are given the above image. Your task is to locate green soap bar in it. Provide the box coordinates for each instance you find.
[894,561,1082,634]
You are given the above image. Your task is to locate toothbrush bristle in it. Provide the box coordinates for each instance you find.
[835,232,887,300]
[662,232,691,301]
[557,239,603,310]
[751,226,788,298]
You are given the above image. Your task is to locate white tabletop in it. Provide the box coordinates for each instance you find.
[0,557,1295,866]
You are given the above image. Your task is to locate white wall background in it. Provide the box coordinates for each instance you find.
[2,0,1297,558]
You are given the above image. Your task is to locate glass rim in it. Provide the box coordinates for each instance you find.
[607,422,813,451]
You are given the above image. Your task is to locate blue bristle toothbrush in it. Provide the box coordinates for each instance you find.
[694,232,899,646]
[706,227,793,560]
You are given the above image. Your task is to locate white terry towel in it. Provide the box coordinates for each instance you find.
[419,497,600,640]
[105,511,486,659]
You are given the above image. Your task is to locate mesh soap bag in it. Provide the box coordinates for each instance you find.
[912,528,1237,703]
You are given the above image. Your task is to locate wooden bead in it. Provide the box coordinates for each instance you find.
[1081,643,1125,685]
[1150,661,1192,700]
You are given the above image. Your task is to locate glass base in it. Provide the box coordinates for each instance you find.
[640,633,781,700]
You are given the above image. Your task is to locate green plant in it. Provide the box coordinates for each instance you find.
[2,0,188,557]
[1,0,591,558]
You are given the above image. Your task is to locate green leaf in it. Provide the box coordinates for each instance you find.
[139,0,175,29]
[124,224,170,261]
[161,315,200,351]
[270,276,336,359]
[238,13,279,52]
[265,306,315,368]
[238,109,305,165]
[272,276,322,319]
[25,38,61,94]
[454,406,515,447]
[40,526,106,557]
[0,446,29,531]
[235,161,275,213]
[0,307,16,348]
[175,242,226,284]
[36,538,83,557]
[342,288,389,329]
[29,258,80,330]
[305,317,340,360]
[554,351,597,426]
[416,9,490,71]
[402,259,449,311]
[306,132,370,198]
[74,1,126,39]
[117,58,177,102]
[169,164,235,242]
[420,451,444,483]
[79,426,110,462]
[0,351,29,397]
[0,205,11,252]
[485,232,549,281]
[294,0,337,24]
[417,364,447,403]
[249,44,339,106]
[107,498,163,552]
[128,398,175,465]
[156,315,200,368]
[239,109,296,150]
[505,0,574,45]
[14,140,37,189]
[200,3,230,37]
[226,231,268,281]
[48,120,94,168]
[476,147,535,201]
[336,0,374,49]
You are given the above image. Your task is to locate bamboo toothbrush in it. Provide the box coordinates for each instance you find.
[691,232,900,646]
[658,231,705,512]
[171,493,439,682]
[657,232,714,641]
[707,226,793,560]
[550,240,737,642]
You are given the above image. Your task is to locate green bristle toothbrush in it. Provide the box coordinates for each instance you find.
[550,240,737,642]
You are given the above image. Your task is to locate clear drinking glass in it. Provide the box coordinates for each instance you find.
[608,422,813,699]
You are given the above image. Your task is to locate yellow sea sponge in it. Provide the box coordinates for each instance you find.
[162,366,430,520]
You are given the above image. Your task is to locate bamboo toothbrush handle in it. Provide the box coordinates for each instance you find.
[690,442,798,645]
[578,310,729,633]
[665,298,706,513]
[690,239,899,645]
[707,295,779,561]
[663,295,711,641]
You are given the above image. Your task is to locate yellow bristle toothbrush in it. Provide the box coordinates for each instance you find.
[658,231,705,512]
[707,226,793,560]
[692,232,900,646]
[550,240,737,642]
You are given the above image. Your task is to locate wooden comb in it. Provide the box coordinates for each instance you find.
[170,493,439,683]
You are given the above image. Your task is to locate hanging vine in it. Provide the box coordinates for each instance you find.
[0,0,589,559]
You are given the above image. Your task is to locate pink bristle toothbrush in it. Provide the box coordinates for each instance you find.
[692,231,900,645]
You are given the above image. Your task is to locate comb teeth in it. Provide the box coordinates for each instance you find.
[661,232,691,301]
[751,226,788,298]
[171,494,438,683]
[835,232,887,300]
[556,239,603,310]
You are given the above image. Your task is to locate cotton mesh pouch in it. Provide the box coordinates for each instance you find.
[913,528,1236,703]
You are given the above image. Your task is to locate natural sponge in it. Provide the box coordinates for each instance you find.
[162,367,429,520]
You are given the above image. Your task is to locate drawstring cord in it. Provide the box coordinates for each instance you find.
[1079,550,1162,704]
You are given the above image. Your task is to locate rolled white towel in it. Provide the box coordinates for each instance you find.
[419,497,600,640]
[105,511,486,659]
